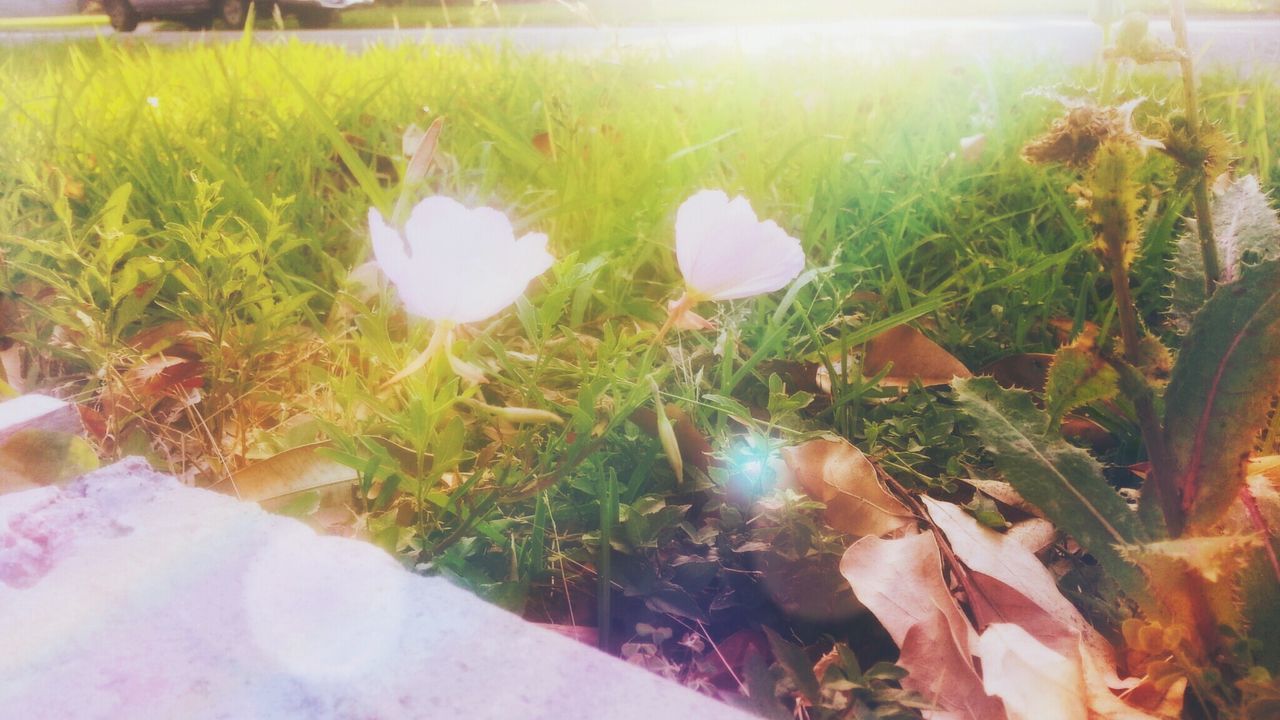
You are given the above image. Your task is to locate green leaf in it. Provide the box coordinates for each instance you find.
[763,626,821,704]
[953,377,1148,601]
[1044,346,1119,425]
[1164,259,1280,531]
[269,55,389,210]
[741,652,789,720]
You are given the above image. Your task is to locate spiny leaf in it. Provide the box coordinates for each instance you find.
[1044,346,1119,425]
[954,376,1149,601]
[1170,176,1280,333]
[1164,259,1280,531]
[1119,535,1263,583]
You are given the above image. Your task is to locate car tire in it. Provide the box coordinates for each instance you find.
[182,14,215,29]
[104,0,139,32]
[295,7,337,28]
[219,0,249,28]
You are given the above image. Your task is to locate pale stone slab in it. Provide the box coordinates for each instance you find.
[0,394,81,444]
[0,458,756,720]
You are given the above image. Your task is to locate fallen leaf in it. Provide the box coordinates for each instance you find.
[781,437,914,537]
[0,429,99,494]
[227,442,358,506]
[864,324,972,387]
[818,324,972,391]
[924,498,1171,717]
[840,531,1005,720]
[923,497,1113,663]
[532,131,553,157]
[977,623,1087,720]
[961,477,1040,515]
[979,353,1053,392]
[959,133,987,162]
[1006,518,1058,554]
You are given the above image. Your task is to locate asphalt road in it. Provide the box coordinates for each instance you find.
[2,17,1279,69]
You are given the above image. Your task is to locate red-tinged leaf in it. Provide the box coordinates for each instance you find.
[76,404,109,443]
[780,437,914,537]
[1163,259,1280,531]
[128,355,205,397]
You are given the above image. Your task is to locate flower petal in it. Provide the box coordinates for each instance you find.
[371,197,555,325]
[674,191,804,301]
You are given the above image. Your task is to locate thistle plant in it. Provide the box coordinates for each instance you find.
[954,8,1280,716]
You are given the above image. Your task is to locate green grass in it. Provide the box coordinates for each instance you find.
[0,14,108,30]
[3,0,1276,33]
[1,36,1277,711]
[338,0,1280,30]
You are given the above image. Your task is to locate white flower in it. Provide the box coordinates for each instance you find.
[675,190,804,302]
[369,196,553,325]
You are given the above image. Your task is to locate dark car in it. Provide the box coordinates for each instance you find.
[102,0,369,31]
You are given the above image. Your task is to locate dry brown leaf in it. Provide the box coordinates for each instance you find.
[818,324,972,391]
[840,531,1005,720]
[1006,518,1058,554]
[976,623,1087,720]
[924,498,1112,661]
[960,477,1041,516]
[864,325,971,387]
[923,498,1173,718]
[532,132,553,157]
[780,437,913,537]
[980,353,1054,392]
[227,442,357,506]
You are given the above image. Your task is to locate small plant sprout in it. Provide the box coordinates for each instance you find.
[664,190,805,335]
[370,197,554,384]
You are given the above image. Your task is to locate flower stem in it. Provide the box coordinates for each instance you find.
[1170,0,1221,295]
[1108,260,1182,534]
[655,291,695,345]
[381,320,451,388]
